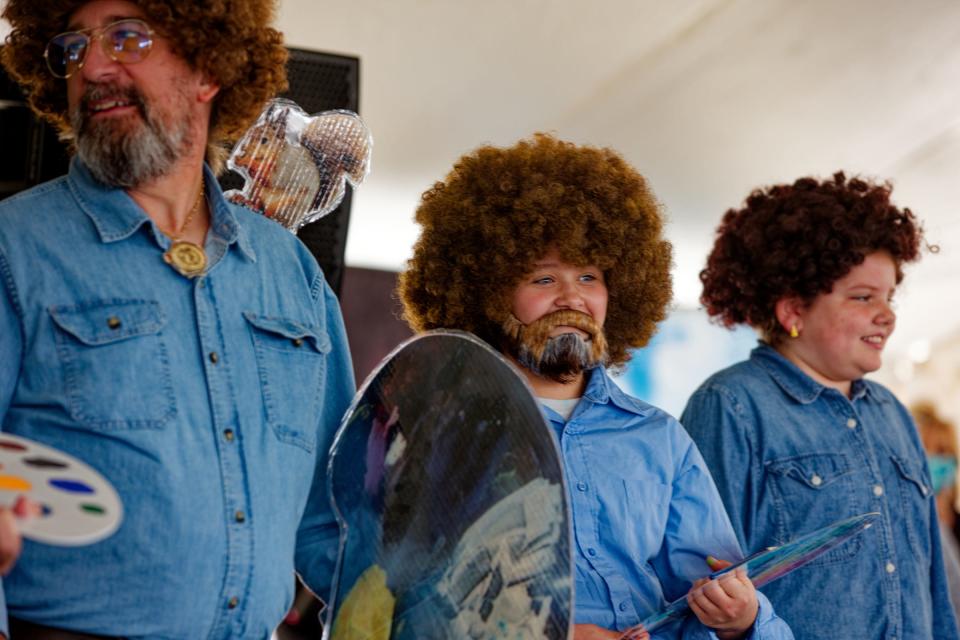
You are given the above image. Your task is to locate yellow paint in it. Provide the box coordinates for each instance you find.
[0,475,32,491]
[331,564,395,640]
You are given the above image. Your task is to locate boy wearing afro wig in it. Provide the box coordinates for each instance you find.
[399,134,793,640]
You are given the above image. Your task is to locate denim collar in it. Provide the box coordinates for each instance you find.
[66,158,256,262]
[581,365,653,418]
[752,342,871,404]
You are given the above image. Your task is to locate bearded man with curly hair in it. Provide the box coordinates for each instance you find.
[681,173,958,639]
[0,1,355,637]
[399,134,793,640]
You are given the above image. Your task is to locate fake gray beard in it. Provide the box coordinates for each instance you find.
[503,310,608,383]
[516,332,601,383]
[70,83,193,188]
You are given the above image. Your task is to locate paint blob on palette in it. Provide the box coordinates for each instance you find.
[0,434,122,546]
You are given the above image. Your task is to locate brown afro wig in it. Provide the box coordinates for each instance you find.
[1,0,288,170]
[398,133,673,368]
[701,171,924,344]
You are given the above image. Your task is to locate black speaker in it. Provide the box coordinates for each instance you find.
[0,61,71,198]
[0,46,360,296]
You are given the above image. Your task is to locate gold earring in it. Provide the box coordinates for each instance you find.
[789,325,799,339]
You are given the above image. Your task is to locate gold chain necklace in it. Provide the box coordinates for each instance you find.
[162,181,207,278]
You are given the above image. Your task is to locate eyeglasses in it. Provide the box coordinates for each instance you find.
[44,18,154,79]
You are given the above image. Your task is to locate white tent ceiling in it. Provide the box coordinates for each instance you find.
[4,0,958,364]
[277,0,960,364]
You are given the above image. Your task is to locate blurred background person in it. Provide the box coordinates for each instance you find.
[913,401,960,619]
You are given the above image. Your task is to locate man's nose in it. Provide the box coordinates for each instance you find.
[79,37,121,82]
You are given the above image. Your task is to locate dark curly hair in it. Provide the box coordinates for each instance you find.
[701,171,923,343]
[1,0,288,170]
[398,133,673,368]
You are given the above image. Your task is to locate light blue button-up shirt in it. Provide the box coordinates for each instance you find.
[541,367,792,639]
[0,160,355,638]
[682,344,959,640]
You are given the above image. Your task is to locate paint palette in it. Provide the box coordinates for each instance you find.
[0,433,122,546]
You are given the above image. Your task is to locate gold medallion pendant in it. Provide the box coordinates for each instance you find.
[164,241,207,278]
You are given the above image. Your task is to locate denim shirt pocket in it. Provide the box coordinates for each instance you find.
[49,300,175,430]
[618,476,672,563]
[765,453,867,565]
[890,455,933,558]
[243,312,331,453]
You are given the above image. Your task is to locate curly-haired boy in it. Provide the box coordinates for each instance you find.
[399,133,794,640]
[682,173,958,639]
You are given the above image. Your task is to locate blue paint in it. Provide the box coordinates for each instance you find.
[49,478,95,494]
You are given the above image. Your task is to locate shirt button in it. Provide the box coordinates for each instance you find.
[576,482,587,492]
[873,485,884,496]
[106,316,122,330]
[587,548,597,557]
[209,352,219,364]
[292,338,304,347]
[618,601,628,612]
[234,510,246,523]
[198,279,205,289]
[922,485,930,496]
[811,474,823,486]
[886,562,896,573]
[227,596,239,609]
[846,418,857,429]
[223,429,235,442]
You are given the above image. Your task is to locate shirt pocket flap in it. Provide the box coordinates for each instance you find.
[891,455,932,498]
[242,312,331,354]
[766,453,852,489]
[49,301,166,346]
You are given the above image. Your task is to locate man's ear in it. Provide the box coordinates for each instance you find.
[197,75,220,103]
[774,296,806,335]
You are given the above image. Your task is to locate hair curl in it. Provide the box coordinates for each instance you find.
[1,0,288,170]
[398,133,673,368]
[701,172,923,343]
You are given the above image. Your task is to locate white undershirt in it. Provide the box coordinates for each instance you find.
[538,396,581,421]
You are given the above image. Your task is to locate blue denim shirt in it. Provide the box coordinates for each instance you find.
[681,344,959,640]
[542,367,793,639]
[0,159,355,638]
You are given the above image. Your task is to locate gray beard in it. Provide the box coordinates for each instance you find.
[514,332,600,383]
[70,84,193,188]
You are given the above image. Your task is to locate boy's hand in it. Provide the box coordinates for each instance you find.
[705,555,732,571]
[687,567,758,639]
[573,624,621,639]
[573,624,650,640]
[618,625,650,640]
[575,623,653,640]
